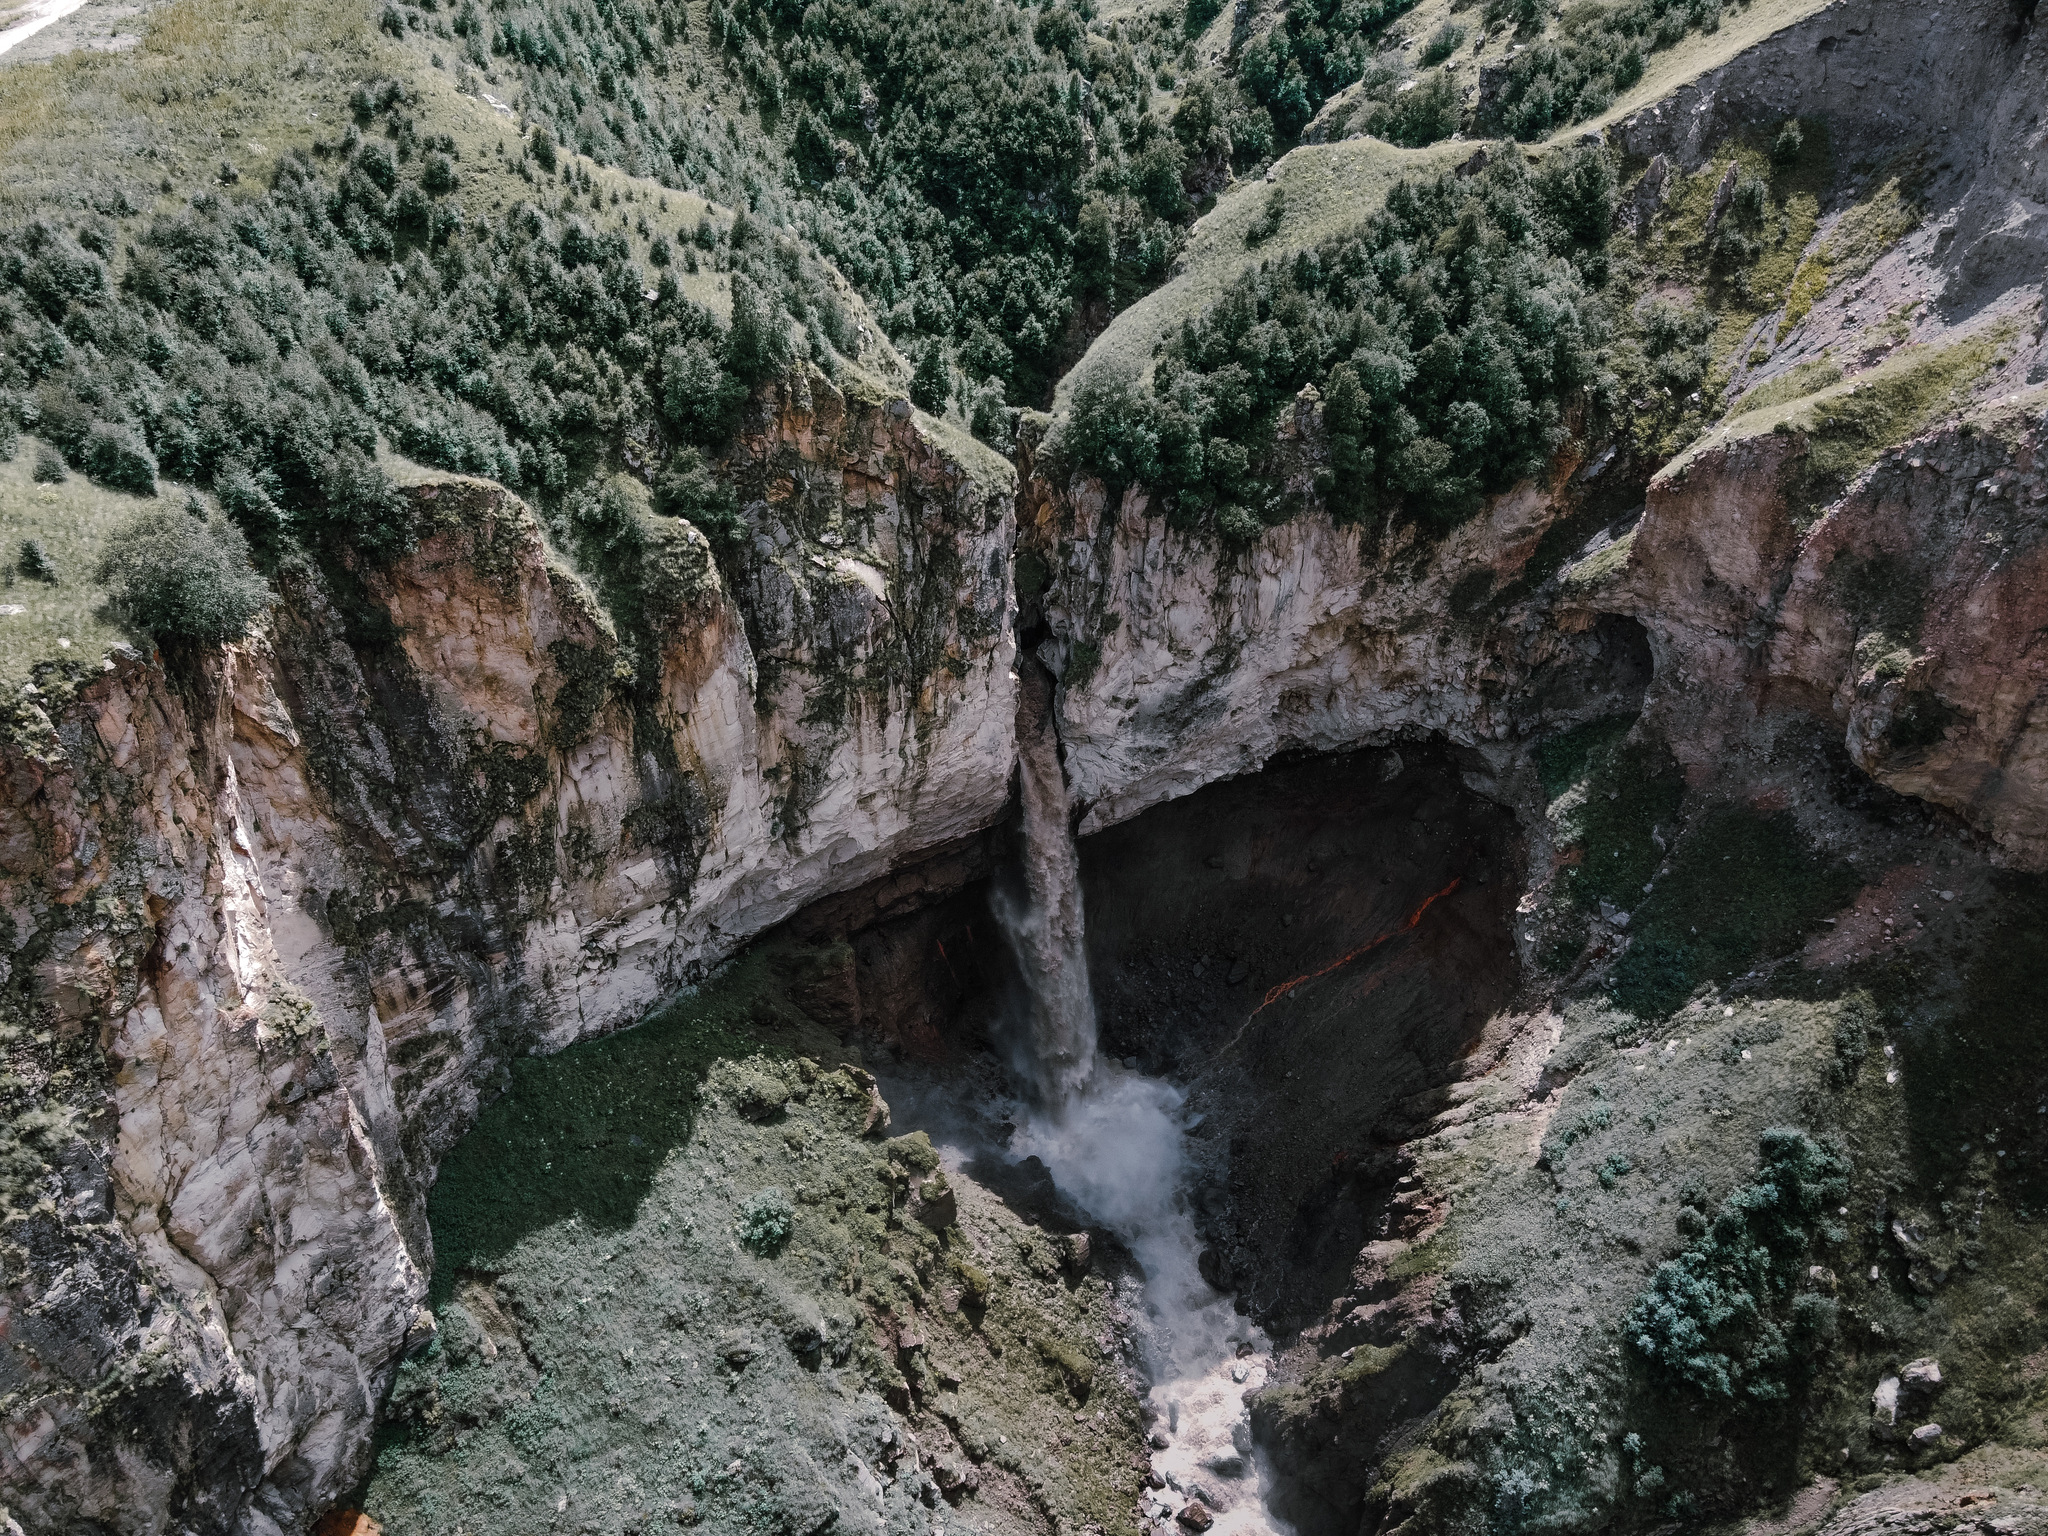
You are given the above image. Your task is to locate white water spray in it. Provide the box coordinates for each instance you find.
[991,667,1290,1536]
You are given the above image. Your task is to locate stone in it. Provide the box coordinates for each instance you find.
[1911,1423,1944,1445]
[1150,1431,1172,1450]
[1872,1376,1900,1423]
[908,1171,958,1231]
[1176,1501,1215,1532]
[1226,960,1249,985]
[1064,1232,1093,1272]
[1901,1357,1944,1398]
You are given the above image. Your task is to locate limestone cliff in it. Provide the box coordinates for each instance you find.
[0,368,1014,1533]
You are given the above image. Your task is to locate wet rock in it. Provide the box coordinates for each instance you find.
[1203,1452,1245,1479]
[1150,1431,1172,1450]
[1176,1500,1215,1531]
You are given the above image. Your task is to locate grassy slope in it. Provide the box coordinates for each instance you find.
[365,935,1148,1536]
[1572,0,1835,140]
[1054,0,1839,413]
[0,439,147,689]
[0,0,925,691]
[1054,135,1470,407]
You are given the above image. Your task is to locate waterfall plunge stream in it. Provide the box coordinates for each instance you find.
[988,668,1290,1536]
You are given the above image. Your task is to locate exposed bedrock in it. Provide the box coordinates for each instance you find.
[0,371,1015,1533]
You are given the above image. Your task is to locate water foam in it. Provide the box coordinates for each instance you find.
[991,668,1290,1535]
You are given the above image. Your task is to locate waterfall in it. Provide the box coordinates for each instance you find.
[991,662,1290,1536]
[991,664,1098,1107]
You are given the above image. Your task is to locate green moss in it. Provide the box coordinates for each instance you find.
[1559,528,1636,592]
[1536,713,1637,804]
[1828,167,1927,281]
[1776,248,1832,341]
[1646,120,1832,374]
[1553,735,1685,914]
[1032,1334,1097,1393]
[425,936,845,1306]
[1902,874,2048,1206]
[542,638,618,751]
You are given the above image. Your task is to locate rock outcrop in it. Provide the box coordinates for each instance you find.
[0,368,1015,1533]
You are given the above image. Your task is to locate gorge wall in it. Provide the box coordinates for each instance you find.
[0,372,1017,1532]
[3,0,2048,1532]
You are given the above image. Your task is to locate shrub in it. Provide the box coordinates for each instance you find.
[1627,1128,1848,1400]
[81,421,157,496]
[1772,117,1804,165]
[97,510,270,644]
[17,540,58,584]
[737,1187,795,1253]
[1419,21,1467,65]
[30,443,65,484]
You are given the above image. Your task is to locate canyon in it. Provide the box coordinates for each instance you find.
[2,0,2048,1533]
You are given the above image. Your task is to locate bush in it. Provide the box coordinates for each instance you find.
[1771,117,1804,165]
[97,509,270,644]
[81,421,157,496]
[30,443,65,484]
[737,1187,795,1254]
[1627,1128,1849,1401]
[17,540,58,584]
[1419,21,1467,65]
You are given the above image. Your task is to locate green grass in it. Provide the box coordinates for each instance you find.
[1559,528,1637,593]
[425,934,856,1308]
[1053,135,1470,408]
[1902,874,2048,1208]
[1536,713,1637,803]
[1608,808,1861,1017]
[1668,325,2015,503]
[1730,357,1841,418]
[0,438,149,690]
[1553,735,1685,916]
[1645,118,1833,376]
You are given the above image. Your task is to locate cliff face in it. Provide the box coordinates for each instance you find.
[1611,411,2048,868]
[1015,435,1652,837]
[0,368,1015,1533]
